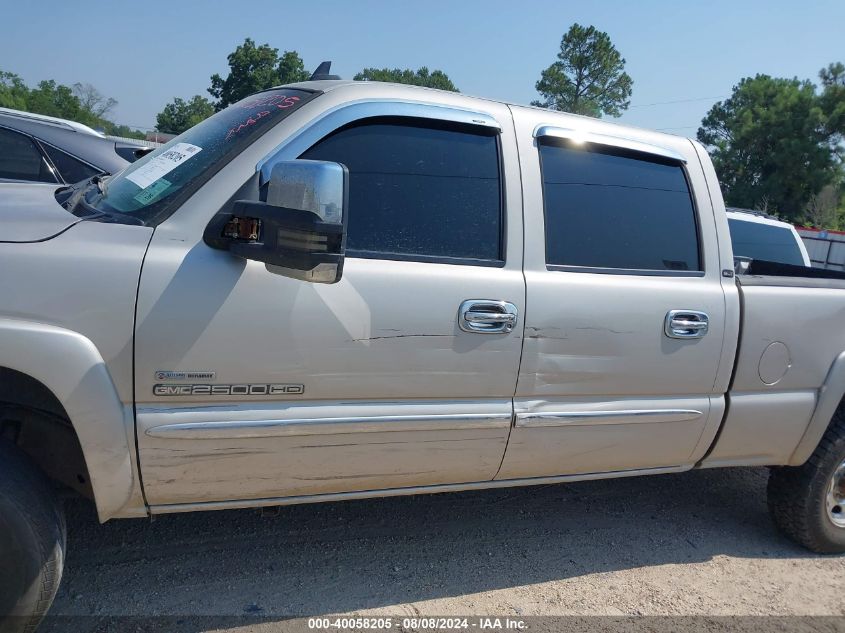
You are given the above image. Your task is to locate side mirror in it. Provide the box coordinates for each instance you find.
[204,160,348,283]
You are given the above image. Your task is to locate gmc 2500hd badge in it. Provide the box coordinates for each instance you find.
[153,380,304,396]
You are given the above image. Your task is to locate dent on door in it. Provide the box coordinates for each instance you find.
[498,396,724,479]
[496,119,731,480]
[495,269,728,480]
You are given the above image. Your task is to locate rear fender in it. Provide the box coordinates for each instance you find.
[790,350,845,465]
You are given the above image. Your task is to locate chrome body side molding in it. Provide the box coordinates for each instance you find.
[145,412,513,439]
[515,408,704,428]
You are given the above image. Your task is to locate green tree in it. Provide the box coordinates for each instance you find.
[0,69,146,139]
[278,51,309,86]
[820,62,844,155]
[353,67,458,92]
[25,79,85,121]
[697,73,837,220]
[805,184,842,229]
[532,24,633,117]
[208,38,309,110]
[72,82,117,120]
[0,71,30,110]
[156,95,215,134]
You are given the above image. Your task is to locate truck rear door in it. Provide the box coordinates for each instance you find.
[498,112,739,480]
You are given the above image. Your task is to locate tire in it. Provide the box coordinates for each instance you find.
[768,408,845,553]
[0,440,66,633]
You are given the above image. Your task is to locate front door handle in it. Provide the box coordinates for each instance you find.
[459,300,518,334]
[664,310,709,339]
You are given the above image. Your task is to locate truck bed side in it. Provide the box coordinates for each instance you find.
[704,275,845,466]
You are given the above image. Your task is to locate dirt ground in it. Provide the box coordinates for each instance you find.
[41,467,844,632]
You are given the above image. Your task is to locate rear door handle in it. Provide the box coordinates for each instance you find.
[459,300,518,334]
[664,310,709,339]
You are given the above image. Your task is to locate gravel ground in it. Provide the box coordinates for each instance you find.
[41,467,844,632]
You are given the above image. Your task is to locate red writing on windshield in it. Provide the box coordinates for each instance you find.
[237,94,301,110]
[225,110,271,141]
[224,94,302,141]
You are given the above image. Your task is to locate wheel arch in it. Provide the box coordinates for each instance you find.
[790,350,845,466]
[0,318,139,521]
[0,366,92,499]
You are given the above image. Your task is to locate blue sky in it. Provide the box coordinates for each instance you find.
[1,0,842,134]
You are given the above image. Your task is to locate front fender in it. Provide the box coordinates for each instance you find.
[790,350,845,465]
[0,318,135,521]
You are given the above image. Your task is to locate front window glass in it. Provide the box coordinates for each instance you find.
[300,119,503,264]
[84,88,317,225]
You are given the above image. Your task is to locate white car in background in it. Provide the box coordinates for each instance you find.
[726,208,811,268]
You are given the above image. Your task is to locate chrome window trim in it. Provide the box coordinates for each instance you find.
[545,264,705,277]
[258,99,501,182]
[346,250,505,268]
[533,125,686,164]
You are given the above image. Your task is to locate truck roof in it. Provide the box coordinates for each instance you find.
[280,79,695,146]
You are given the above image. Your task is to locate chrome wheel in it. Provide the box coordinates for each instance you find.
[828,459,845,528]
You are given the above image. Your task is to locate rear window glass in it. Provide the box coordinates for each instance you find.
[0,127,56,183]
[539,141,700,273]
[728,218,805,266]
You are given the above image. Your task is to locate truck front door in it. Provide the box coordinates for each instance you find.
[133,98,525,507]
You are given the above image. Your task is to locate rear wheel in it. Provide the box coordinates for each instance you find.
[0,440,66,633]
[768,409,845,553]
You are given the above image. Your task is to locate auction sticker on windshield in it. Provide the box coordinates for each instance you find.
[126,143,203,189]
[133,178,172,205]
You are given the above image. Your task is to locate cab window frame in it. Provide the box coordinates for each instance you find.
[538,137,704,277]
[298,116,506,268]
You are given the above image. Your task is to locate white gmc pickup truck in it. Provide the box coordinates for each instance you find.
[2,78,844,630]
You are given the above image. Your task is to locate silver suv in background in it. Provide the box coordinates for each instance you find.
[0,108,150,185]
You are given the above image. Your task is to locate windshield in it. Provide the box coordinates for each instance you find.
[728,218,806,266]
[85,88,318,225]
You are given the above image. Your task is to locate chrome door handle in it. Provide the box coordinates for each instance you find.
[465,311,515,324]
[664,310,709,339]
[459,300,518,334]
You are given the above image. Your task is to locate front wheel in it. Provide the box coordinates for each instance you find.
[768,409,845,553]
[0,440,66,633]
